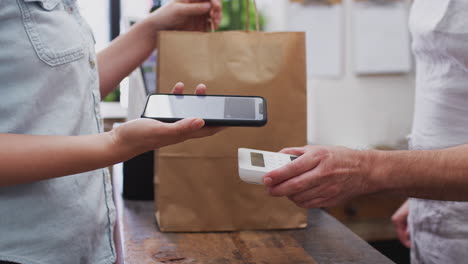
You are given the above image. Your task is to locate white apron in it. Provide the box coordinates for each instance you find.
[408,0,468,263]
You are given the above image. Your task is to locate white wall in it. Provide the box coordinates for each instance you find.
[78,0,153,52]
[260,0,415,149]
[120,0,153,19]
[77,0,110,52]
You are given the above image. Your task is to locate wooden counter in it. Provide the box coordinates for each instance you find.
[113,164,394,264]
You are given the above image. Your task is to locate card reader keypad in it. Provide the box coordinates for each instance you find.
[240,148,299,185]
[264,154,292,169]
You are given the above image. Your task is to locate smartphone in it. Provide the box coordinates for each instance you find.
[141,94,267,126]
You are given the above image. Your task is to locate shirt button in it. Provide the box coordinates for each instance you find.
[89,59,96,69]
[67,6,74,14]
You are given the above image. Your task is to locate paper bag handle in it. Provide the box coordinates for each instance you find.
[245,0,260,32]
[208,0,260,32]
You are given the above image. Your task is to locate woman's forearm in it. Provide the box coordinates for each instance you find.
[370,144,468,200]
[97,19,160,98]
[0,133,130,186]
[96,0,221,98]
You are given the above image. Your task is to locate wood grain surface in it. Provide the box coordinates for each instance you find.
[113,164,394,264]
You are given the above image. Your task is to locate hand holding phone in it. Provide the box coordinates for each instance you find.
[141,94,267,127]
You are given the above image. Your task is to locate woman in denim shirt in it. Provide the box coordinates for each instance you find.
[0,0,221,263]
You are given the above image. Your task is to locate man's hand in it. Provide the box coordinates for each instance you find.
[109,83,223,157]
[264,145,374,208]
[148,0,222,32]
[392,200,411,248]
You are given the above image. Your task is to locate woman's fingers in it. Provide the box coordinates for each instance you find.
[195,83,207,95]
[171,82,185,94]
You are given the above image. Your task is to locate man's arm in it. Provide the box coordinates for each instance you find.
[264,144,468,208]
[371,144,468,201]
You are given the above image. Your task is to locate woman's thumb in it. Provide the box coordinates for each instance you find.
[171,118,205,136]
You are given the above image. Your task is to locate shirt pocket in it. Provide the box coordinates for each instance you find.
[18,0,86,66]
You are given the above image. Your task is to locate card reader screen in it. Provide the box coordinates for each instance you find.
[250,152,265,167]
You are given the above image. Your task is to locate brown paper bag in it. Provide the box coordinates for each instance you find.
[155,10,307,232]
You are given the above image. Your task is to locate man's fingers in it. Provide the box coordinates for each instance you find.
[391,201,411,248]
[279,147,307,156]
[171,82,185,94]
[396,227,411,248]
[267,168,324,197]
[295,196,331,209]
[288,186,323,204]
[263,152,320,186]
[403,231,411,248]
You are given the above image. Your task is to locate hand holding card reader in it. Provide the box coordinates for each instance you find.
[238,148,298,184]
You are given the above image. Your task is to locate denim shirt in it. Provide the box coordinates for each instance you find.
[0,1,116,263]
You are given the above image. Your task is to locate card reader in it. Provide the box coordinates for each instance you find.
[238,148,298,184]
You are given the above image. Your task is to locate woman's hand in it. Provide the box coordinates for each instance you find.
[109,83,223,158]
[148,0,222,32]
[97,0,222,97]
[0,82,222,186]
